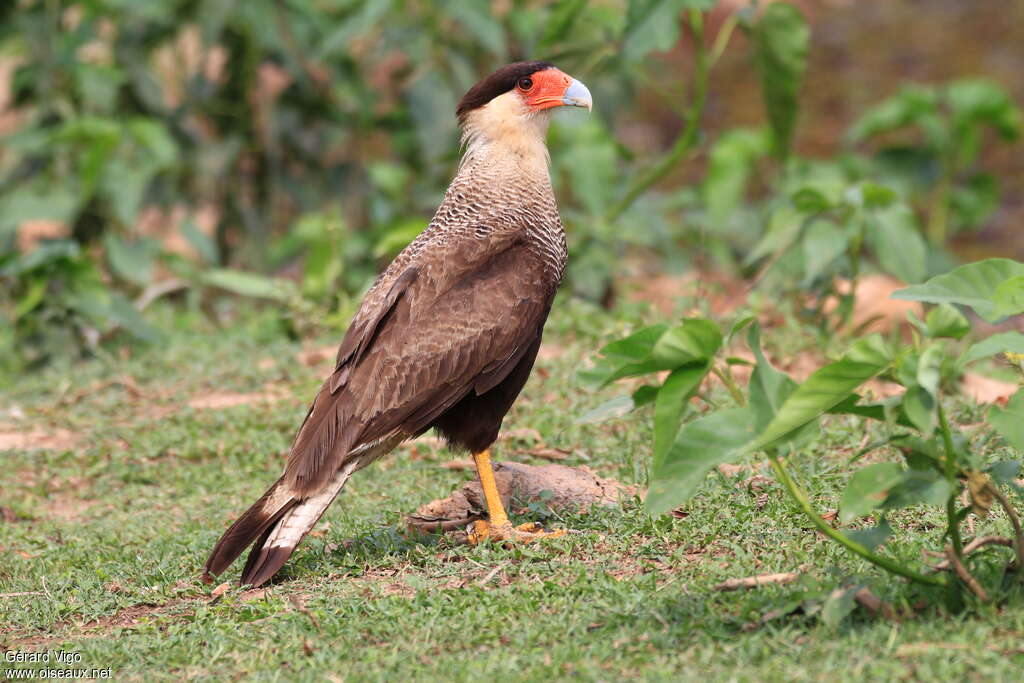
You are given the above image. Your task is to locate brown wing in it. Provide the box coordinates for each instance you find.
[282,229,557,495]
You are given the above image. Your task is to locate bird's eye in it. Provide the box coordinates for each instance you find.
[517,77,533,91]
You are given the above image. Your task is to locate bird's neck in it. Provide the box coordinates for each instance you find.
[458,97,553,183]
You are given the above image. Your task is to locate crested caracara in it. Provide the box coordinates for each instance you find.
[204,62,592,587]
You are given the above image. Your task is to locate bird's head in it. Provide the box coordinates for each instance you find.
[457,61,592,158]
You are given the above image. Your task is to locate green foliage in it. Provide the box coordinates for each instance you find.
[894,258,1024,322]
[750,2,809,158]
[583,258,1024,617]
[847,79,1022,244]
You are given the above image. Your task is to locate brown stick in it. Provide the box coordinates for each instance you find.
[932,536,1014,571]
[945,545,989,601]
[853,587,899,620]
[713,569,802,592]
[988,485,1024,571]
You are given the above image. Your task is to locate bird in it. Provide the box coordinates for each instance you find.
[204,61,593,587]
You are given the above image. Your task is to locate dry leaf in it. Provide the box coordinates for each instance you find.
[961,373,1018,405]
[966,470,994,517]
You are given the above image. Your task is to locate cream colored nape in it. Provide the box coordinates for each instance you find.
[460,90,553,172]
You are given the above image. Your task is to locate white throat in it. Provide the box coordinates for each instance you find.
[459,91,552,175]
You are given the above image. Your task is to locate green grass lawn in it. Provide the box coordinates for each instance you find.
[2,299,1023,681]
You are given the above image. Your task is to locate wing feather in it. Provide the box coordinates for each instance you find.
[282,229,556,495]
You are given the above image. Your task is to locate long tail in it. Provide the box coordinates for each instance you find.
[204,464,357,587]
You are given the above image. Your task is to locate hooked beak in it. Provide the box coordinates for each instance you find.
[562,78,593,111]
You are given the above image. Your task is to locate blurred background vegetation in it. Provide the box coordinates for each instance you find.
[1,0,1021,379]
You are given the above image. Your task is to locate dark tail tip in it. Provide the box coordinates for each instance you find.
[204,479,295,579]
[240,543,300,587]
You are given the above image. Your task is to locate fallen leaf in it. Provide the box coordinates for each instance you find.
[961,373,1018,405]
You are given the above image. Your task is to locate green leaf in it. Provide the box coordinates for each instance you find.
[993,275,1024,319]
[104,234,156,286]
[839,464,904,522]
[865,203,928,284]
[14,277,46,319]
[107,293,159,343]
[653,364,711,469]
[892,258,1024,323]
[576,395,636,425]
[540,0,589,48]
[704,128,772,230]
[101,159,152,226]
[881,469,956,510]
[916,342,944,396]
[821,585,862,628]
[990,390,1024,452]
[747,323,797,430]
[750,356,887,451]
[181,220,218,265]
[445,0,507,58]
[925,304,969,340]
[622,0,714,63]
[988,460,1022,485]
[791,186,834,213]
[801,220,847,284]
[127,118,177,167]
[579,324,668,389]
[646,407,757,516]
[200,269,290,301]
[752,2,809,157]
[902,384,936,436]
[946,78,1022,143]
[651,319,722,367]
[0,182,80,233]
[843,518,893,551]
[961,331,1024,366]
[847,84,939,142]
[747,205,805,265]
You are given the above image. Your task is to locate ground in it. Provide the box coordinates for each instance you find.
[1,295,1023,682]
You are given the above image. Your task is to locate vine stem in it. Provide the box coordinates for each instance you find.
[937,401,964,558]
[605,10,710,223]
[767,453,946,588]
[989,484,1024,574]
[711,365,746,406]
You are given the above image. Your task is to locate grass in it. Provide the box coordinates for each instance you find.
[2,296,1023,681]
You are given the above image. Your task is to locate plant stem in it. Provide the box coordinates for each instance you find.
[937,401,964,558]
[712,365,746,406]
[605,10,709,223]
[767,453,946,587]
[989,484,1024,574]
[944,545,988,601]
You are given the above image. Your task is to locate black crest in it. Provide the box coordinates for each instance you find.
[456,61,554,124]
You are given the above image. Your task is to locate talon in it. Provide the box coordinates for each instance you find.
[467,518,566,544]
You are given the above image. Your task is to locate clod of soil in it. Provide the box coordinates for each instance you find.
[406,462,635,537]
[0,428,78,452]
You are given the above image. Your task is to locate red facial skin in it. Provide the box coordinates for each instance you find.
[516,68,573,111]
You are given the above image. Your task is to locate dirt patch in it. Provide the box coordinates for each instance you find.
[830,274,924,335]
[0,428,78,452]
[1,596,198,650]
[187,388,286,410]
[406,462,635,535]
[628,271,747,317]
[296,345,337,369]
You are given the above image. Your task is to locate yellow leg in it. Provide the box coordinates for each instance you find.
[473,448,510,527]
[467,449,567,544]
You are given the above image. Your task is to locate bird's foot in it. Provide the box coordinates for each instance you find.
[467,520,566,544]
